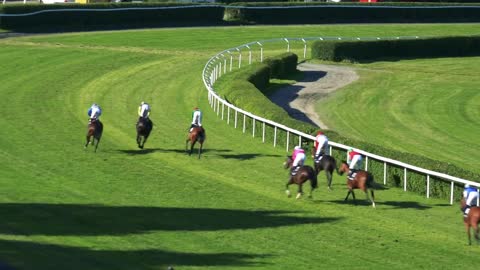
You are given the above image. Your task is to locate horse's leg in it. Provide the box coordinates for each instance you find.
[296,184,303,200]
[285,178,294,197]
[465,222,472,246]
[94,137,100,153]
[326,170,332,190]
[185,138,190,153]
[85,136,90,148]
[370,189,376,208]
[344,189,351,201]
[190,140,196,156]
[198,142,202,159]
[351,189,357,205]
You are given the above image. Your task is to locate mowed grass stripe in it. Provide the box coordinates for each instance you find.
[0,25,479,269]
[315,57,480,171]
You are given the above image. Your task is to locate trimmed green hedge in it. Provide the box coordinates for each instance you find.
[224,4,480,24]
[0,4,225,30]
[311,36,480,62]
[215,52,479,200]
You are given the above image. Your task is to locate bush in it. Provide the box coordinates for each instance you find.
[312,36,480,62]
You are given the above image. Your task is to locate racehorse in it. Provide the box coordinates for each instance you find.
[338,161,376,208]
[85,119,103,152]
[186,126,205,159]
[283,156,318,199]
[136,117,153,149]
[311,149,338,190]
[460,198,480,245]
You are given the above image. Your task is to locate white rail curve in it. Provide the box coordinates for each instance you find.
[202,36,480,205]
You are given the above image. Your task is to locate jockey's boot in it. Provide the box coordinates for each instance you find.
[464,206,471,218]
[291,166,300,176]
[348,169,355,180]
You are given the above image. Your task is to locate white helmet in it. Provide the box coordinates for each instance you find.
[465,184,470,188]
[141,101,145,105]
[294,146,301,150]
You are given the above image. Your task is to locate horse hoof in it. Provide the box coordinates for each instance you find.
[296,193,302,199]
[286,190,291,197]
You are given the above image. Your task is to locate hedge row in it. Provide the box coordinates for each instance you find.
[224,4,480,24]
[0,4,225,30]
[311,36,480,62]
[215,52,479,200]
[2,2,480,30]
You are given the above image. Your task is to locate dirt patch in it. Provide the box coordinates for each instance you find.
[269,63,358,129]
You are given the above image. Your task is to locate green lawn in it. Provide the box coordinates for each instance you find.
[314,57,480,173]
[1,24,479,270]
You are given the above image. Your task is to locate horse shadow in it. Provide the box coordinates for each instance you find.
[115,148,232,155]
[380,201,431,210]
[0,239,269,270]
[217,153,282,161]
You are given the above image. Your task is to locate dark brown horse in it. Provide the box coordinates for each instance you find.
[136,117,153,149]
[311,148,338,190]
[284,156,318,199]
[338,161,376,208]
[186,126,205,159]
[85,119,103,152]
[461,198,480,245]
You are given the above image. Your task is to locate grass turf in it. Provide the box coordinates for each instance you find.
[1,24,480,269]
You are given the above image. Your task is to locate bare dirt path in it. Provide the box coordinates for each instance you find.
[269,63,359,129]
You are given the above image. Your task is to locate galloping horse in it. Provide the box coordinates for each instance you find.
[460,198,480,245]
[186,126,205,159]
[85,119,103,152]
[338,162,376,208]
[311,149,338,190]
[283,156,318,199]
[136,117,153,149]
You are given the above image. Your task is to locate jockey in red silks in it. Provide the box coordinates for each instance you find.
[347,148,362,180]
[314,130,329,162]
[291,146,306,176]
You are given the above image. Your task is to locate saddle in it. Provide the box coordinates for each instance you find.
[291,166,300,176]
[348,170,357,181]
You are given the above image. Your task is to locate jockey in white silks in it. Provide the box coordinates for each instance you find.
[137,101,153,128]
[314,130,329,161]
[291,146,306,175]
[190,107,202,132]
[347,148,362,180]
[88,103,102,121]
[463,184,479,217]
[138,101,151,119]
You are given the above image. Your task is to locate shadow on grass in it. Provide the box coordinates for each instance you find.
[115,148,232,155]
[217,153,282,160]
[0,239,268,270]
[380,201,431,210]
[0,203,340,236]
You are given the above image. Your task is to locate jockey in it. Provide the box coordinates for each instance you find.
[313,130,328,162]
[87,103,102,122]
[137,101,153,128]
[190,107,203,132]
[347,148,362,180]
[291,145,306,176]
[462,184,479,217]
[138,101,151,119]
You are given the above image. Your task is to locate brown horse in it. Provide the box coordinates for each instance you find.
[85,119,103,152]
[136,117,153,149]
[283,156,318,199]
[460,198,480,245]
[311,148,338,190]
[186,126,205,159]
[338,161,376,208]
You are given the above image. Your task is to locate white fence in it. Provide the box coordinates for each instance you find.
[202,36,480,205]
